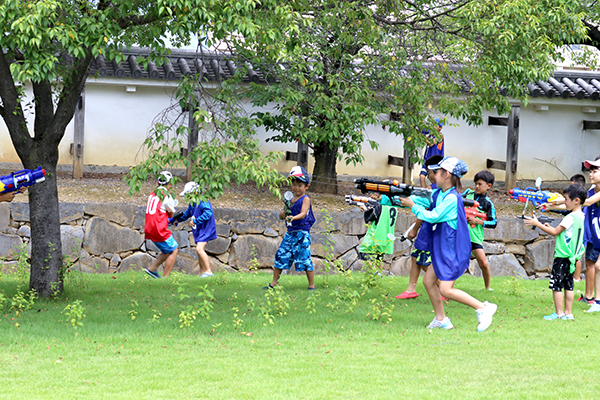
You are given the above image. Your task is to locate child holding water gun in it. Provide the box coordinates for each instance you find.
[399,156,497,331]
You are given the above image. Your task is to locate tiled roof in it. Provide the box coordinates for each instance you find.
[89,47,600,100]
[89,47,267,83]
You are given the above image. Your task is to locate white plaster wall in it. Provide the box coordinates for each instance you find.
[2,77,600,185]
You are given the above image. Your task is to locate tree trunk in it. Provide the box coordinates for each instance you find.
[27,160,64,296]
[311,142,338,194]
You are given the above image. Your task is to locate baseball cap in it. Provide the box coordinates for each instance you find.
[435,118,443,127]
[428,156,468,178]
[584,158,600,169]
[158,171,173,185]
[289,165,310,184]
[179,181,199,196]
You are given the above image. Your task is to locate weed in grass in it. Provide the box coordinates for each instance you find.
[195,284,215,320]
[178,306,197,328]
[10,288,37,316]
[501,276,525,297]
[319,210,344,288]
[129,300,139,320]
[327,284,361,313]
[62,299,86,329]
[149,309,161,323]
[11,242,31,286]
[0,290,6,310]
[231,306,243,328]
[366,294,395,323]
[359,258,385,291]
[248,245,260,274]
[306,291,320,314]
[260,285,290,324]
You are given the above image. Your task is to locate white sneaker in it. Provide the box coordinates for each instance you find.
[427,317,454,330]
[476,301,497,332]
[588,303,600,313]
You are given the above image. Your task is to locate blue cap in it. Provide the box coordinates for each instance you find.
[435,118,443,127]
[289,165,310,184]
[428,156,468,178]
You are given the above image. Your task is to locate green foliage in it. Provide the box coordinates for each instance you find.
[259,285,290,324]
[327,283,361,314]
[366,294,395,324]
[501,276,525,297]
[319,210,344,288]
[10,288,37,317]
[62,299,86,329]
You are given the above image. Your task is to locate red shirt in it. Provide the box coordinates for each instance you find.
[144,189,174,242]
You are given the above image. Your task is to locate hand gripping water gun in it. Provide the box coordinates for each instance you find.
[0,166,46,194]
[463,200,488,227]
[283,191,294,227]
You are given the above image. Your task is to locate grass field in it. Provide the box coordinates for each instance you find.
[1,269,599,399]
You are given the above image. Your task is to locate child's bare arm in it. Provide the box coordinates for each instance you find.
[524,216,565,236]
[584,190,600,207]
[288,196,310,222]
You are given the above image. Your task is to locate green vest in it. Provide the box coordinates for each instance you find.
[360,205,397,255]
[463,189,484,244]
[554,212,585,273]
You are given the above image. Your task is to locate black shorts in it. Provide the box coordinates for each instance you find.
[471,242,483,251]
[549,257,574,292]
[586,242,600,262]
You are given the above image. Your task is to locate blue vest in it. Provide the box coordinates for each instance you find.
[430,188,471,280]
[584,187,600,250]
[413,183,436,252]
[288,195,315,232]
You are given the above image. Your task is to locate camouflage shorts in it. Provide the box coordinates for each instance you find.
[273,230,314,272]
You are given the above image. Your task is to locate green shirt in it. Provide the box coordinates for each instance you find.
[360,204,398,255]
[554,210,585,272]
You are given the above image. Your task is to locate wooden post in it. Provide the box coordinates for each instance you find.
[402,140,412,184]
[505,105,520,189]
[72,87,85,179]
[187,103,199,181]
[297,142,308,169]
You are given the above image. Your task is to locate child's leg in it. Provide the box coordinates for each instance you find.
[162,248,178,277]
[423,266,445,320]
[594,254,600,300]
[405,256,421,293]
[306,270,315,289]
[564,290,574,315]
[195,241,212,274]
[271,268,283,286]
[472,248,491,290]
[552,290,564,315]
[147,252,169,273]
[585,258,596,299]
[574,259,582,281]
[438,280,485,310]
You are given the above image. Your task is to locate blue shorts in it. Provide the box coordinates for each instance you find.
[274,230,313,272]
[153,236,178,254]
[586,242,600,262]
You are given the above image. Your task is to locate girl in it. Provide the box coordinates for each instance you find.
[399,156,497,331]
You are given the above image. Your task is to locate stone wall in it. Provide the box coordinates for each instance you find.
[0,202,560,278]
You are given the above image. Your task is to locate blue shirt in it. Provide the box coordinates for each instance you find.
[176,201,218,243]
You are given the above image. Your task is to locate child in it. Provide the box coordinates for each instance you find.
[396,154,443,299]
[582,157,600,312]
[171,181,218,278]
[144,171,179,278]
[419,119,444,188]
[525,184,587,320]
[462,170,497,291]
[569,174,585,282]
[399,156,497,331]
[358,192,395,263]
[264,166,316,289]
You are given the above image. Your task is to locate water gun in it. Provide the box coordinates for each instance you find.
[283,191,294,227]
[344,194,379,208]
[169,211,185,226]
[508,187,563,211]
[463,201,488,227]
[519,214,555,230]
[0,166,46,194]
[354,178,432,202]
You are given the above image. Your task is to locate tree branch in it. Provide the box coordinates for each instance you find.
[0,50,32,152]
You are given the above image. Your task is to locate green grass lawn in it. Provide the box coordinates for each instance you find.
[1,270,599,399]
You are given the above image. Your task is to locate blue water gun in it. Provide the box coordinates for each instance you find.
[0,166,46,194]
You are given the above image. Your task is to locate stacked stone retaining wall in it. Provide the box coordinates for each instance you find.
[0,202,561,278]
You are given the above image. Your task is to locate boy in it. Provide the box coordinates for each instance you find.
[582,157,600,312]
[171,181,218,278]
[419,119,444,188]
[525,184,587,320]
[358,191,395,263]
[396,155,443,299]
[143,171,179,279]
[264,166,316,290]
[462,170,497,291]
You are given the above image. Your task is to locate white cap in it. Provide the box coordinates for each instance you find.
[179,181,199,197]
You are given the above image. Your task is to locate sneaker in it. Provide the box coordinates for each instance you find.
[543,312,565,320]
[577,294,595,304]
[199,272,214,278]
[476,302,497,332]
[144,268,161,279]
[427,317,454,330]
[588,303,600,313]
[395,291,419,299]
[561,314,575,320]
[261,284,275,290]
